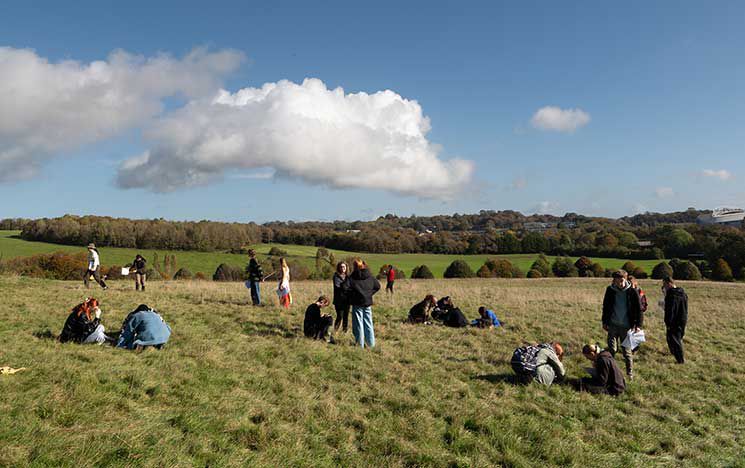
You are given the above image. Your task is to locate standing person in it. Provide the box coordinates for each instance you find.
[333,262,351,332]
[386,265,396,295]
[347,259,380,348]
[601,269,642,380]
[131,254,147,291]
[628,275,648,315]
[277,257,292,309]
[304,296,334,342]
[662,276,688,364]
[581,343,626,396]
[84,243,108,290]
[59,297,110,344]
[245,249,264,306]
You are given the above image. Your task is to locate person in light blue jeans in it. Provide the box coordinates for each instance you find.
[346,259,380,348]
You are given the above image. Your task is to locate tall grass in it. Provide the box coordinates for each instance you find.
[1,275,743,466]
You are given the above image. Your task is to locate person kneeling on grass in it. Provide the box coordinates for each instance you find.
[581,343,626,396]
[408,295,436,324]
[431,296,468,328]
[304,296,334,342]
[474,306,502,328]
[511,342,565,386]
[59,297,111,344]
[116,304,171,350]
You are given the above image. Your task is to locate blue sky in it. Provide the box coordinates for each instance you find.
[1,1,743,222]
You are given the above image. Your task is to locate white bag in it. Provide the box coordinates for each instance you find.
[121,267,130,276]
[622,329,646,350]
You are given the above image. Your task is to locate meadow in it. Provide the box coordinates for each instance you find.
[0,230,665,278]
[1,275,744,467]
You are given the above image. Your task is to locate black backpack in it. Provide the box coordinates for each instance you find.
[444,308,468,328]
[511,344,552,375]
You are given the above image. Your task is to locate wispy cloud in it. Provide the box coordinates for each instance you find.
[531,201,561,215]
[230,169,276,180]
[510,176,527,191]
[530,106,590,133]
[701,169,732,181]
[655,187,674,198]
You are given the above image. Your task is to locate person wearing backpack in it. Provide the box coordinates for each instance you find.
[511,342,565,386]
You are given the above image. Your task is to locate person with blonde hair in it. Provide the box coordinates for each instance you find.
[346,258,380,348]
[277,257,292,309]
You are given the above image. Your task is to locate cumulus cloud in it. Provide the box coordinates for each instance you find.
[116,78,474,199]
[701,169,732,180]
[655,187,674,198]
[531,106,590,133]
[0,46,243,182]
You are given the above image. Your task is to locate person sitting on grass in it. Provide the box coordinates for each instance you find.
[116,304,172,351]
[431,296,468,327]
[581,343,626,396]
[511,342,565,386]
[475,306,502,328]
[408,295,436,324]
[59,297,111,344]
[304,296,334,342]
[431,296,454,321]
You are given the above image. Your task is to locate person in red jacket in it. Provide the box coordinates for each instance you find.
[386,265,396,295]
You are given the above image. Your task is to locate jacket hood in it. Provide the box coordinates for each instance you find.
[667,287,686,298]
[611,280,630,293]
[351,269,372,280]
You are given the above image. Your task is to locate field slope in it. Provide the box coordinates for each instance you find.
[1,276,744,466]
[0,230,665,278]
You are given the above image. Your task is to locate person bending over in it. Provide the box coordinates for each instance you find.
[581,343,626,396]
[408,295,436,324]
[304,296,334,342]
[511,342,565,386]
[116,304,172,350]
[59,297,111,344]
[476,306,502,328]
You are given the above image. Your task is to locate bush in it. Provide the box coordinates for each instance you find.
[2,251,87,280]
[651,262,673,279]
[444,260,475,278]
[213,263,244,282]
[104,265,125,281]
[173,268,193,280]
[476,264,493,278]
[620,261,637,275]
[195,272,207,281]
[712,258,734,282]
[287,260,311,281]
[527,269,543,279]
[483,259,516,278]
[268,247,288,257]
[511,265,524,278]
[574,256,594,277]
[676,261,702,281]
[411,265,435,279]
[551,257,579,277]
[530,254,551,277]
[631,267,648,279]
[590,263,605,278]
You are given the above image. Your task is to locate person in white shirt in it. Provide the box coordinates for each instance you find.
[84,243,108,290]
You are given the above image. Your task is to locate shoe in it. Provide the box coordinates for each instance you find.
[328,336,336,344]
[103,286,109,291]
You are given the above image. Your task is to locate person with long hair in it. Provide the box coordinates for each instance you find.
[59,297,110,344]
[408,294,436,323]
[347,258,380,348]
[333,261,351,332]
[277,257,292,309]
[84,243,108,290]
[131,254,147,291]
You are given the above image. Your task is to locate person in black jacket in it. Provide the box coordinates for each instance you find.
[59,298,110,344]
[131,254,147,291]
[346,259,380,348]
[408,295,436,323]
[581,343,626,396]
[601,270,643,379]
[245,249,264,306]
[662,276,688,363]
[332,262,351,332]
[304,296,333,342]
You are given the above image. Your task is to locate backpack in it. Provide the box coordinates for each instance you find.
[511,344,552,375]
[444,308,468,328]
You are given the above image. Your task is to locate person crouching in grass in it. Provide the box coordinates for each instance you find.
[304,296,334,343]
[475,306,502,328]
[581,343,626,396]
[116,304,172,351]
[408,295,436,323]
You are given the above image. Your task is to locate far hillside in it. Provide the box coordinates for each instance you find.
[0,231,665,279]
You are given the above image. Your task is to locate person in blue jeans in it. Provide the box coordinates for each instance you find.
[346,258,380,348]
[245,249,264,306]
[116,304,172,350]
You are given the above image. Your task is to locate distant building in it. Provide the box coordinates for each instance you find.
[636,240,654,248]
[523,222,555,232]
[697,208,745,226]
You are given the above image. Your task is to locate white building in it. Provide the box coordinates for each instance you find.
[697,208,745,226]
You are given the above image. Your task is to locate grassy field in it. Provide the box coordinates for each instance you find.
[0,230,665,278]
[1,275,743,466]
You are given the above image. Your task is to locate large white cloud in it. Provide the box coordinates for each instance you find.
[116,78,474,198]
[0,46,243,182]
[531,106,590,133]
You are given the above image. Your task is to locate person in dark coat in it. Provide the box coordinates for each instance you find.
[431,296,453,321]
[408,295,436,323]
[245,249,264,306]
[131,254,147,291]
[304,296,333,342]
[601,269,643,379]
[581,343,626,396]
[662,276,688,364]
[332,262,351,332]
[346,259,380,348]
[59,297,110,344]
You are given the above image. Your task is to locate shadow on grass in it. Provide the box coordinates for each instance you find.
[473,373,521,385]
[197,297,252,306]
[33,329,57,340]
[241,320,299,339]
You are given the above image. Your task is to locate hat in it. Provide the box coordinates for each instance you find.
[87,243,96,249]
